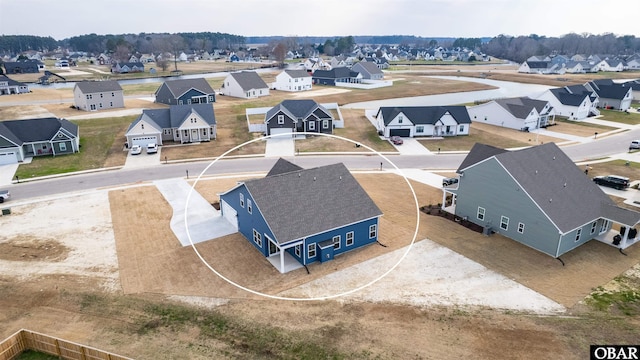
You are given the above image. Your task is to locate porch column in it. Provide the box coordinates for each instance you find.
[441,190,447,210]
[621,226,630,248]
[280,248,285,274]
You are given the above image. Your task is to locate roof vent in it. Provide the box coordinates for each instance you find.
[314,176,316,181]
[563,183,567,187]
[549,198,552,202]
[339,176,342,180]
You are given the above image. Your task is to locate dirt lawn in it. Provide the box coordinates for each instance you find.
[1,172,640,358]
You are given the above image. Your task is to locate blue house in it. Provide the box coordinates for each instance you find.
[155,78,216,105]
[219,159,383,273]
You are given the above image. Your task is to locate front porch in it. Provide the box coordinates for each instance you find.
[594,228,640,251]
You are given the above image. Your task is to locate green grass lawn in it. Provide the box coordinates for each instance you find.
[14,116,135,179]
[598,108,640,125]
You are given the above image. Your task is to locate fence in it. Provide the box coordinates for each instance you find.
[0,329,133,360]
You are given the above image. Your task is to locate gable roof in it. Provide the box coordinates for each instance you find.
[243,162,382,244]
[74,80,122,93]
[353,61,384,75]
[227,71,268,91]
[128,104,216,131]
[0,117,78,144]
[548,87,591,106]
[0,75,28,87]
[283,69,311,78]
[378,106,472,126]
[159,78,215,98]
[462,143,640,233]
[312,67,359,79]
[265,99,332,122]
[494,97,551,119]
[587,80,632,100]
[457,143,507,172]
[266,158,303,177]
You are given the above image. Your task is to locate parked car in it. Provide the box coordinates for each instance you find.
[146,143,158,154]
[592,175,630,190]
[629,140,640,150]
[390,136,403,145]
[442,177,459,186]
[130,144,142,155]
[0,189,10,203]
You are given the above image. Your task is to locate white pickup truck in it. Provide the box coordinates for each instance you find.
[0,189,9,203]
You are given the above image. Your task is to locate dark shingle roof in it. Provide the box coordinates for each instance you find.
[0,117,78,144]
[128,104,216,131]
[494,97,550,119]
[549,87,590,106]
[266,158,303,177]
[74,80,122,93]
[284,69,311,78]
[265,99,331,122]
[243,162,382,244]
[160,78,215,98]
[378,106,471,126]
[0,75,27,87]
[228,71,268,91]
[588,81,632,100]
[457,143,506,172]
[312,67,359,79]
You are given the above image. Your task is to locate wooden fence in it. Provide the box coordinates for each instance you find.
[0,329,133,360]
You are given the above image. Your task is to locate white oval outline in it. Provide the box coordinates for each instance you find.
[185,132,420,301]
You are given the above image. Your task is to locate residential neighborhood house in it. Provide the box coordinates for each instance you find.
[0,75,30,95]
[375,106,471,138]
[271,70,312,92]
[351,61,385,80]
[0,117,79,165]
[111,62,145,74]
[535,85,599,120]
[125,104,216,147]
[264,99,334,137]
[441,143,640,258]
[73,80,125,111]
[2,59,43,74]
[155,78,216,105]
[585,79,633,110]
[218,159,383,273]
[220,71,269,99]
[312,67,362,86]
[467,97,556,131]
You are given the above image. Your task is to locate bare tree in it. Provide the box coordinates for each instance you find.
[273,42,287,66]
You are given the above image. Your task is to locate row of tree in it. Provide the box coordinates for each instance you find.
[2,32,640,64]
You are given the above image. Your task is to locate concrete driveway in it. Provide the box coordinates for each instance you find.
[123,147,161,169]
[265,137,295,157]
[391,138,432,155]
[0,163,19,186]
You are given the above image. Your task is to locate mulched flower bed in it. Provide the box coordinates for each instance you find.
[420,205,484,233]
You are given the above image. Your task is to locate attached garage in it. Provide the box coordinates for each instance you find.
[389,129,411,137]
[0,150,18,165]
[130,136,158,147]
[220,199,238,231]
[269,128,295,138]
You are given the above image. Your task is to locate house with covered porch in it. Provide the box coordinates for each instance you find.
[125,104,216,147]
[218,159,383,273]
[375,105,471,138]
[441,143,640,260]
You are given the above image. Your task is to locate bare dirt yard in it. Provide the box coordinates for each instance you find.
[1,172,640,359]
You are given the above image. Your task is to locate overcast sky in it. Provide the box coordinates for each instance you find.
[1,0,639,40]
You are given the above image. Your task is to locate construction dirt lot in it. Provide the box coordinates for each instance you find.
[1,64,640,359]
[1,172,640,359]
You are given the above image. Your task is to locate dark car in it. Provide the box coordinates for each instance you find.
[592,175,630,190]
[390,136,403,145]
[442,177,459,186]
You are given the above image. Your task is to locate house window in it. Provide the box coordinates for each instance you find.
[398,116,403,124]
[90,104,96,110]
[517,222,525,234]
[308,121,315,131]
[247,199,252,214]
[59,142,67,152]
[369,224,377,239]
[477,207,485,221]
[308,243,316,259]
[295,244,301,257]
[277,115,284,125]
[183,130,188,136]
[333,235,341,250]
[111,92,115,97]
[323,120,329,129]
[109,102,113,107]
[239,193,244,208]
[575,228,582,242]
[590,222,597,234]
[164,129,172,135]
[253,229,262,247]
[343,232,354,247]
[600,219,610,234]
[202,129,207,136]
[415,125,424,133]
[500,216,509,231]
[178,100,183,105]
[459,125,464,132]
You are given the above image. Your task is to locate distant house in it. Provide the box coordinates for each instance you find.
[535,86,599,120]
[518,61,565,75]
[218,159,383,273]
[622,79,640,101]
[0,117,79,164]
[303,57,331,73]
[351,61,384,80]
[467,97,556,131]
[3,60,42,74]
[73,80,125,111]
[125,104,216,147]
[220,71,269,99]
[586,79,633,110]
[111,62,145,74]
[312,67,361,86]
[271,70,312,92]
[155,78,216,105]
[375,106,471,138]
[265,99,334,137]
[0,75,30,95]
[442,143,640,258]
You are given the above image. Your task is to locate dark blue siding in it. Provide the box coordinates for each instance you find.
[301,217,379,265]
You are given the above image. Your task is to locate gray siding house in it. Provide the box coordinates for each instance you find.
[73,80,125,111]
[442,143,640,258]
[0,117,79,164]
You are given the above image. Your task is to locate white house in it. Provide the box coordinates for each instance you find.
[220,71,270,99]
[271,70,312,92]
[467,97,556,131]
[375,106,471,138]
[535,86,599,120]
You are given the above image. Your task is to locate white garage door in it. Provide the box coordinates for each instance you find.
[220,200,238,231]
[0,151,18,165]
[269,128,294,138]
[131,136,158,147]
